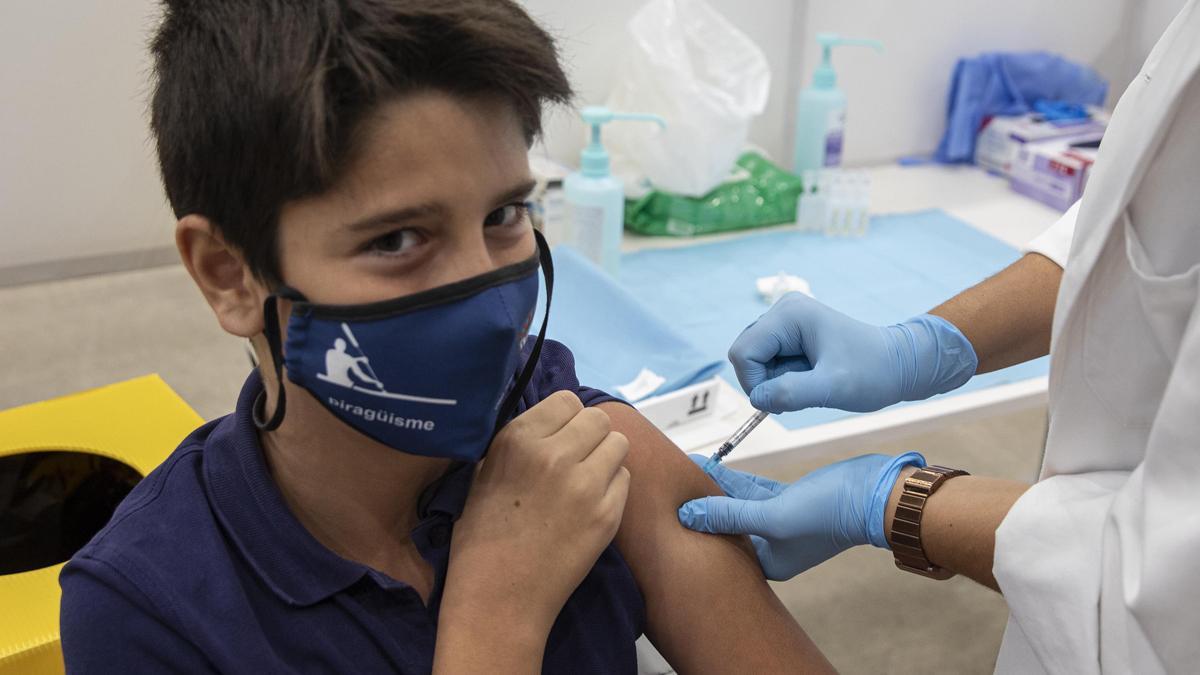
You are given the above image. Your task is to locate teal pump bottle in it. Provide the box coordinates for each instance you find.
[793,34,883,175]
[564,106,665,276]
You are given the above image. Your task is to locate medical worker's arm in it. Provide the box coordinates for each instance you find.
[930,199,1075,374]
[730,204,1077,415]
[885,467,1028,591]
[732,255,1061,414]
[600,402,835,673]
[929,252,1061,374]
[681,454,1029,591]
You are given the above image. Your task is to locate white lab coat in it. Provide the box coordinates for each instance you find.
[992,1,1200,672]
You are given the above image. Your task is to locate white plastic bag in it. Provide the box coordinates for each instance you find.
[605,0,770,197]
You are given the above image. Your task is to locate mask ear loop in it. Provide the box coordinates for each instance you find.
[492,229,554,435]
[253,294,290,431]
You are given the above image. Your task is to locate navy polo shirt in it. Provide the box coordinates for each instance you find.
[60,340,644,673]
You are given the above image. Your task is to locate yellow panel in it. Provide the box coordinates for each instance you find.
[0,375,203,674]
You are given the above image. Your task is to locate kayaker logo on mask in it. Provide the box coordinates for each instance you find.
[317,323,458,406]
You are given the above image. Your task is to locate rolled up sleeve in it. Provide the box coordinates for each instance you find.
[1023,200,1079,268]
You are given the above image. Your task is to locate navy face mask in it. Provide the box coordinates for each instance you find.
[254,230,553,462]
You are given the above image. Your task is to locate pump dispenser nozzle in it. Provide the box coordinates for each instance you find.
[579,106,666,178]
[812,33,884,89]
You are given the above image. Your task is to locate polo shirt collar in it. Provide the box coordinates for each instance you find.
[203,372,475,607]
[203,371,366,606]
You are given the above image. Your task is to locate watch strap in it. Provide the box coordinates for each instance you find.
[891,465,969,580]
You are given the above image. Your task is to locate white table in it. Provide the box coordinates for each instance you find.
[622,164,1063,473]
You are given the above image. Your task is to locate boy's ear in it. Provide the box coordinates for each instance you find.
[176,215,267,338]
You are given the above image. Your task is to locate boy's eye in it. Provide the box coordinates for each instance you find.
[484,203,529,229]
[366,229,422,255]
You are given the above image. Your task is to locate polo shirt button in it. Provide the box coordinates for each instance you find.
[429,524,451,548]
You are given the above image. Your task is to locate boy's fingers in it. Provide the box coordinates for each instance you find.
[551,406,611,462]
[581,432,629,482]
[508,390,582,439]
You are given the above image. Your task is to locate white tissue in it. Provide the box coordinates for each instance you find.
[756,273,813,305]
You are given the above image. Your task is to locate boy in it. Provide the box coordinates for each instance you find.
[59,1,831,671]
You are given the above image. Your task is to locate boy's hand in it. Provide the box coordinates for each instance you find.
[443,390,631,636]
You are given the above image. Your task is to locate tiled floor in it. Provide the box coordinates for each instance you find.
[1,264,1047,673]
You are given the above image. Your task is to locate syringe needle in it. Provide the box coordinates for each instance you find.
[702,410,769,472]
[702,443,733,473]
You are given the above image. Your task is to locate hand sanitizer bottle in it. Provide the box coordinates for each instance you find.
[564,107,665,276]
[793,34,883,175]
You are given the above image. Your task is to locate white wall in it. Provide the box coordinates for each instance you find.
[0,1,174,273]
[1130,0,1190,79]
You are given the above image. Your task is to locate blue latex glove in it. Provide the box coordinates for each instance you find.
[729,293,978,414]
[679,452,926,580]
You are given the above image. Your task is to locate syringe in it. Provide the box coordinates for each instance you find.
[702,410,770,472]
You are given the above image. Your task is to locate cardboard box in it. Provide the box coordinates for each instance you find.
[1009,135,1101,211]
[975,111,1107,177]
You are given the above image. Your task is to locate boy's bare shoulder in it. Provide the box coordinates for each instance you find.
[598,401,833,672]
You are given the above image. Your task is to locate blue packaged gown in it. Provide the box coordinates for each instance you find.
[935,52,1108,163]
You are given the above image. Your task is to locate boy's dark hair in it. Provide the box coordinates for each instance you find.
[150,0,572,286]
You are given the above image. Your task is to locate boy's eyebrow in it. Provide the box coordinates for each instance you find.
[343,179,538,233]
[493,179,538,206]
[345,203,447,233]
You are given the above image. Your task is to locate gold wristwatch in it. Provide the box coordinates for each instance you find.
[890,465,969,580]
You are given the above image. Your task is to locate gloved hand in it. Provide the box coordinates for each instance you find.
[678,452,925,580]
[728,293,978,414]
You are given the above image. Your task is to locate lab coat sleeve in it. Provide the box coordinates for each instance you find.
[991,471,1125,674]
[994,307,1200,672]
[1023,200,1079,268]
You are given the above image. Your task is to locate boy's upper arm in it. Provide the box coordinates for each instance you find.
[60,556,214,673]
[599,402,833,673]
